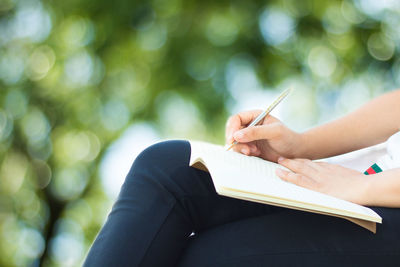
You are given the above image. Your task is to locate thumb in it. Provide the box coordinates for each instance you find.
[233,123,283,143]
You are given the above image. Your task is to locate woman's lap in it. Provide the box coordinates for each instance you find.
[179,207,400,266]
[84,140,400,267]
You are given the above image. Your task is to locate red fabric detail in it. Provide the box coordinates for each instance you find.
[366,167,376,175]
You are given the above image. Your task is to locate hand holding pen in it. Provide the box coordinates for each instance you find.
[224,88,301,162]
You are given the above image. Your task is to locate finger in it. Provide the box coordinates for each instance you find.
[232,143,251,155]
[250,147,261,157]
[315,161,338,169]
[247,144,260,156]
[233,122,284,143]
[225,110,263,143]
[263,114,279,125]
[232,143,259,156]
[277,157,318,177]
[292,158,322,172]
[276,168,313,189]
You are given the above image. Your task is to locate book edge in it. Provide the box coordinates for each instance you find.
[218,187,377,233]
[219,186,381,223]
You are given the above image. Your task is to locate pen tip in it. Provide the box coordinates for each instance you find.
[226,143,234,151]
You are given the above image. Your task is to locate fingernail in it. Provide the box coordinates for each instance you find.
[278,156,285,162]
[241,148,247,154]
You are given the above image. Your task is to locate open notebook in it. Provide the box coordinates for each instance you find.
[189,141,382,233]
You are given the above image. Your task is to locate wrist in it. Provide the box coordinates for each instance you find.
[357,175,376,206]
[293,131,312,159]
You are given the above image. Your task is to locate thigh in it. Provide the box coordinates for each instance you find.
[178,207,400,267]
[84,140,281,267]
[123,139,281,231]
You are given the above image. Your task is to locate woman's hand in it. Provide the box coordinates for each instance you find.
[225,110,303,162]
[275,158,371,205]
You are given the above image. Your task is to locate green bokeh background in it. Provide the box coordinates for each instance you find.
[1,0,400,266]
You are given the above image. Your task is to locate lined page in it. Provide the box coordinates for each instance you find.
[189,141,381,223]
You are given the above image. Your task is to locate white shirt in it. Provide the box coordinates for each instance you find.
[376,131,400,171]
[326,131,400,172]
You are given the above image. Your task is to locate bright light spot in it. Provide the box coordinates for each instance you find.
[205,14,238,46]
[382,12,400,41]
[228,89,282,116]
[354,0,399,19]
[51,166,89,200]
[27,45,56,80]
[55,130,100,163]
[225,55,262,100]
[27,138,53,161]
[341,1,366,24]
[100,123,160,199]
[367,33,395,61]
[259,8,296,46]
[0,52,25,85]
[60,16,95,48]
[0,152,27,194]
[323,5,350,34]
[307,46,337,77]
[19,228,45,259]
[101,99,130,131]
[64,50,94,86]
[275,77,316,132]
[55,219,84,237]
[224,55,291,118]
[137,24,167,51]
[50,232,84,266]
[21,109,50,145]
[336,79,371,114]
[32,159,52,189]
[13,2,52,42]
[156,92,206,138]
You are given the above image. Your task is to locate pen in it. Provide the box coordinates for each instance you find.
[226,87,292,151]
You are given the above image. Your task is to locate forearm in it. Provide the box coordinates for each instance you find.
[363,169,400,207]
[298,90,400,160]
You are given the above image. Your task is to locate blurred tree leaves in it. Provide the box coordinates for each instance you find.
[1,0,400,265]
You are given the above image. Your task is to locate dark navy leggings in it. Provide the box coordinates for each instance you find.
[84,140,400,266]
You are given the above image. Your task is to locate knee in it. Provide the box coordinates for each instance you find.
[121,140,210,202]
[128,140,191,178]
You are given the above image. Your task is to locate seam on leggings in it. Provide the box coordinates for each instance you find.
[137,200,179,267]
[136,165,200,266]
[136,164,202,229]
[136,165,213,266]
[207,250,400,267]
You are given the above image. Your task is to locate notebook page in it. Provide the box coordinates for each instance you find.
[189,141,381,222]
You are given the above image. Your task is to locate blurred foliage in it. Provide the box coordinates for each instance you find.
[1,0,400,266]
